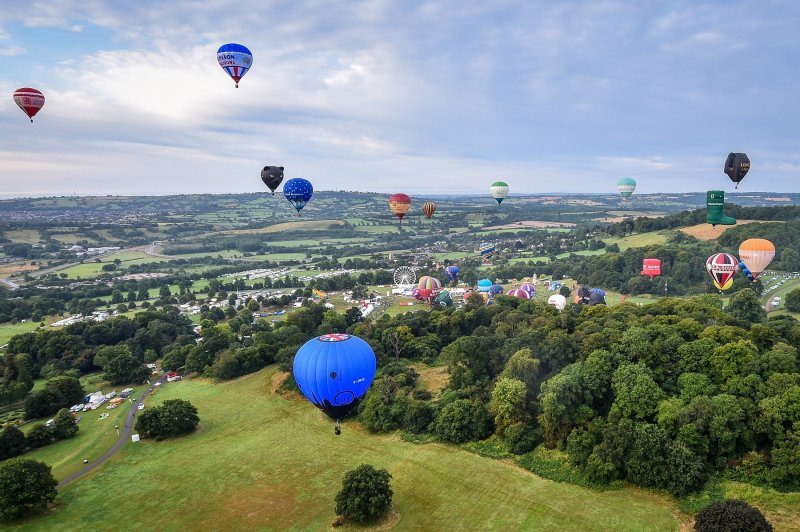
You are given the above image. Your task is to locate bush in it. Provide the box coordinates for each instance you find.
[506,423,541,455]
[25,425,53,449]
[0,426,26,461]
[51,408,79,440]
[694,499,772,532]
[0,458,58,521]
[401,401,434,434]
[434,400,492,444]
[334,464,392,523]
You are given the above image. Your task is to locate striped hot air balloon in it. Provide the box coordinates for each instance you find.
[421,201,436,219]
[617,177,636,201]
[506,288,531,299]
[389,193,412,222]
[491,181,509,204]
[738,239,775,279]
[706,253,738,290]
[217,43,253,88]
[416,276,442,301]
[518,283,536,297]
[13,88,45,122]
[479,242,495,264]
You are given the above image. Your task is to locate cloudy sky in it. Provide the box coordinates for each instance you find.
[1,1,798,197]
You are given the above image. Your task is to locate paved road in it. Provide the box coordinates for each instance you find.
[58,373,168,488]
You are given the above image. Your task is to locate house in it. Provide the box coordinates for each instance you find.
[166,372,182,382]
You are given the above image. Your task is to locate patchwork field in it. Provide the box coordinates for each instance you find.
[679,220,769,241]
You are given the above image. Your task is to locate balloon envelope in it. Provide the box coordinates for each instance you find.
[445,266,459,283]
[491,181,509,204]
[283,178,313,213]
[13,88,45,122]
[724,153,750,188]
[417,275,442,299]
[389,193,411,221]
[547,294,567,310]
[519,283,536,297]
[421,201,436,219]
[260,166,284,194]
[217,43,253,87]
[477,279,492,292]
[706,253,738,289]
[292,334,376,420]
[641,258,661,279]
[738,239,775,278]
[617,177,636,200]
[506,288,530,299]
[489,284,504,296]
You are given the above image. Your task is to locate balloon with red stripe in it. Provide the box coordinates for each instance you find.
[13,88,45,122]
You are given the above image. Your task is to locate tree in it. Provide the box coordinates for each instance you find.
[490,378,530,436]
[134,399,199,440]
[344,307,363,327]
[0,459,58,521]
[785,288,800,313]
[93,344,132,369]
[25,425,53,449]
[726,288,766,323]
[434,400,491,444]
[334,464,392,523]
[105,353,150,386]
[610,364,665,421]
[0,426,26,461]
[51,408,79,440]
[694,499,772,532]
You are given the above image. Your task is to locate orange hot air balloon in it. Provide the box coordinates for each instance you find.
[421,201,436,219]
[738,238,775,279]
[389,193,411,222]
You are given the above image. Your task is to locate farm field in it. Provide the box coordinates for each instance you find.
[603,231,670,251]
[15,368,687,531]
[679,220,774,241]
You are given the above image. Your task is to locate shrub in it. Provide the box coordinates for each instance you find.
[434,400,492,444]
[0,426,26,461]
[25,425,53,449]
[334,464,392,523]
[694,499,772,532]
[401,401,434,434]
[506,423,541,455]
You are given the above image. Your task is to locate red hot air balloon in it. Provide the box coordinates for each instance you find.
[389,193,411,222]
[706,253,738,291]
[13,88,45,122]
[641,259,662,279]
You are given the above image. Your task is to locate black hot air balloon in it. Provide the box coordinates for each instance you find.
[724,153,750,189]
[261,166,284,195]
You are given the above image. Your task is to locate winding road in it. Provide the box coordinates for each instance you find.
[58,373,168,488]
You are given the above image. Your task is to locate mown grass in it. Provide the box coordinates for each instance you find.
[15,368,685,531]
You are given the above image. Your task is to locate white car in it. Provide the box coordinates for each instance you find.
[137,404,144,410]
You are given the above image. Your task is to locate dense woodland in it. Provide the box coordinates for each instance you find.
[3,290,799,496]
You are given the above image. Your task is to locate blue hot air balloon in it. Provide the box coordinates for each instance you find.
[445,266,459,285]
[477,279,492,293]
[489,284,504,296]
[292,333,377,435]
[283,178,313,215]
[217,43,253,88]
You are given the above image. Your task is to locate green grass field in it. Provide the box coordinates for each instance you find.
[0,320,46,346]
[603,231,670,251]
[15,368,688,531]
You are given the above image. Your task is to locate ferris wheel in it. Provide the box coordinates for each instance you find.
[393,266,417,287]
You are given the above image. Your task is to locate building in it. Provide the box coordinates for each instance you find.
[166,372,182,382]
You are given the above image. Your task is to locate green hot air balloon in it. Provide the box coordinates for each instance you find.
[616,177,636,201]
[491,181,509,205]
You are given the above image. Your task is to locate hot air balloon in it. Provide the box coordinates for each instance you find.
[724,153,750,189]
[445,266,459,285]
[479,242,495,264]
[576,285,591,305]
[589,288,606,306]
[389,193,411,222]
[434,290,453,307]
[260,166,284,195]
[519,283,536,297]
[641,258,662,279]
[489,284,504,296]
[411,287,424,301]
[13,88,45,122]
[506,288,531,299]
[421,201,436,219]
[417,276,442,302]
[738,239,775,279]
[617,177,636,202]
[707,190,736,227]
[738,262,755,283]
[491,181,509,205]
[706,253,738,291]
[547,294,567,311]
[217,43,253,88]
[477,279,492,293]
[283,178,313,215]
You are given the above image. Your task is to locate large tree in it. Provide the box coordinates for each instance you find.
[135,399,199,440]
[0,459,58,521]
[334,464,392,523]
[105,353,150,386]
[0,426,26,461]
